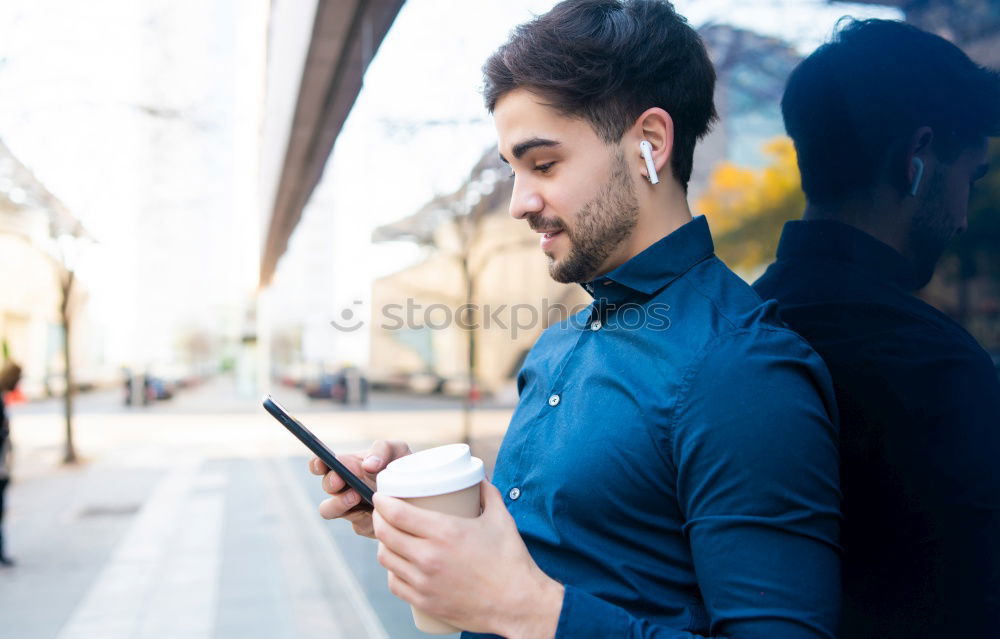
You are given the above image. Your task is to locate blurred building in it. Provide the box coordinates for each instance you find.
[0,139,103,398]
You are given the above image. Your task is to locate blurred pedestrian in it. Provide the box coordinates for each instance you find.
[754,19,1000,637]
[123,366,133,406]
[0,361,23,567]
[142,372,152,406]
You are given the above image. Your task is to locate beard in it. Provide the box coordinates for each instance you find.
[907,170,952,289]
[534,148,640,284]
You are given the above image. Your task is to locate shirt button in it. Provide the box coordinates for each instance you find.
[508,487,521,500]
[548,394,560,406]
[590,320,602,331]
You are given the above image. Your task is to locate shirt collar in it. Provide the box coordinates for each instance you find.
[581,215,715,304]
[775,219,920,290]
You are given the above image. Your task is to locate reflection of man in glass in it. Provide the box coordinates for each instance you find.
[0,361,22,567]
[754,19,1000,638]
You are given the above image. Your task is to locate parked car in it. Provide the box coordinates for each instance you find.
[442,375,477,398]
[305,367,369,405]
[305,373,346,400]
[147,376,174,401]
[407,371,445,395]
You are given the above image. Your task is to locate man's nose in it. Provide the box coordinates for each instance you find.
[509,179,543,220]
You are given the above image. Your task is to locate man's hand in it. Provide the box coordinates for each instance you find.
[372,480,564,638]
[308,439,411,538]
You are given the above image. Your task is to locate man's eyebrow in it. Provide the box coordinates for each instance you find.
[498,138,561,164]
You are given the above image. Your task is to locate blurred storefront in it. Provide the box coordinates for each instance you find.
[0,140,104,398]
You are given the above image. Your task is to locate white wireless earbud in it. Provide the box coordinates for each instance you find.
[909,157,924,196]
[639,140,659,185]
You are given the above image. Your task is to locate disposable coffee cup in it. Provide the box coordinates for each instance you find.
[376,443,485,634]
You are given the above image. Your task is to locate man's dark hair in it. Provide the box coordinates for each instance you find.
[782,18,1000,205]
[482,0,717,190]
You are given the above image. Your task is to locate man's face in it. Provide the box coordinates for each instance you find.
[494,89,639,283]
[909,137,989,286]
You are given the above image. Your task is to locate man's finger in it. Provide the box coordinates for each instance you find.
[323,454,371,494]
[345,510,376,538]
[373,493,444,539]
[323,468,346,494]
[318,492,364,520]
[376,541,424,587]
[386,569,425,609]
[351,518,375,538]
[343,506,372,522]
[362,440,411,474]
[372,507,423,563]
[362,440,392,473]
[323,468,347,494]
[480,480,504,515]
[308,457,329,476]
[318,497,341,520]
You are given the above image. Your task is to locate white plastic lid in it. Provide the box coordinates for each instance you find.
[377,444,485,498]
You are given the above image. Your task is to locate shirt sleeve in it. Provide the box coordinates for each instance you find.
[554,327,842,639]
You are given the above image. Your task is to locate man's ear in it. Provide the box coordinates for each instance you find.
[903,126,934,195]
[632,108,673,179]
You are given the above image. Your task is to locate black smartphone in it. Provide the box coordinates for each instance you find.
[262,394,375,508]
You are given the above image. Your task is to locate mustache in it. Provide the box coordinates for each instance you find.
[527,215,566,234]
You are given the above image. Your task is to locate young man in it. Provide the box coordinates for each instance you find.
[313,2,842,637]
[752,19,1000,637]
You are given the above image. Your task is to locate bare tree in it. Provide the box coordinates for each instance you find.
[452,172,536,444]
[374,150,533,444]
[55,249,78,464]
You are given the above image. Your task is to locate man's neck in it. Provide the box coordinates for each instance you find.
[802,194,909,257]
[597,183,694,277]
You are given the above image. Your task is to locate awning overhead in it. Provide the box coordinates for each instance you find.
[260,0,405,287]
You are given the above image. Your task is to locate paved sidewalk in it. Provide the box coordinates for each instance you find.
[0,380,513,638]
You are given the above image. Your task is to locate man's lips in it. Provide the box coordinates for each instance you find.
[538,228,564,250]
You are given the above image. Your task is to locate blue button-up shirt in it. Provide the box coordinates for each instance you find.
[463,215,841,639]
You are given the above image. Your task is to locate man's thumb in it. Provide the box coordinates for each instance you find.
[362,454,385,473]
[481,480,504,513]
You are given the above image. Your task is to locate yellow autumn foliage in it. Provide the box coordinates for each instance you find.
[697,137,805,272]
